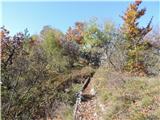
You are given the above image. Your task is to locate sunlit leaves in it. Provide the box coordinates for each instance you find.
[65,22,84,44]
[121,1,153,74]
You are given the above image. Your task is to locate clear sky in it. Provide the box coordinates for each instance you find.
[1,1,160,35]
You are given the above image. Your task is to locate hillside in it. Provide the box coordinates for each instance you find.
[1,1,160,120]
[54,64,160,120]
[75,65,160,120]
[34,62,159,120]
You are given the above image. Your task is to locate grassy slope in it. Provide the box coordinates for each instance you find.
[92,65,160,120]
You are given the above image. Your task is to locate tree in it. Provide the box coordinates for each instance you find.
[65,22,84,44]
[83,19,103,49]
[121,0,153,74]
[62,22,85,67]
[1,27,25,70]
[40,26,68,72]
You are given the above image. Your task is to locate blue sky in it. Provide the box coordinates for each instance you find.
[1,1,160,35]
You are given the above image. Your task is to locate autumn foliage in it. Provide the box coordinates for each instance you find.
[121,0,153,74]
[1,1,159,119]
[65,22,84,44]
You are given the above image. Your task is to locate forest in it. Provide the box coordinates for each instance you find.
[1,1,160,120]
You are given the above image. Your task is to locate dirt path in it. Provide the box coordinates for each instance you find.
[75,78,98,120]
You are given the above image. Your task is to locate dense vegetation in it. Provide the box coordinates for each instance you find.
[1,1,160,120]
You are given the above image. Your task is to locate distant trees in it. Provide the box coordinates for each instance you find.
[65,22,84,44]
[63,21,108,67]
[79,20,102,66]
[83,20,103,48]
[40,26,68,72]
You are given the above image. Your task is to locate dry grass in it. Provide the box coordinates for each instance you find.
[92,66,160,120]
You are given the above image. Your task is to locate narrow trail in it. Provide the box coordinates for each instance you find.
[74,77,98,120]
